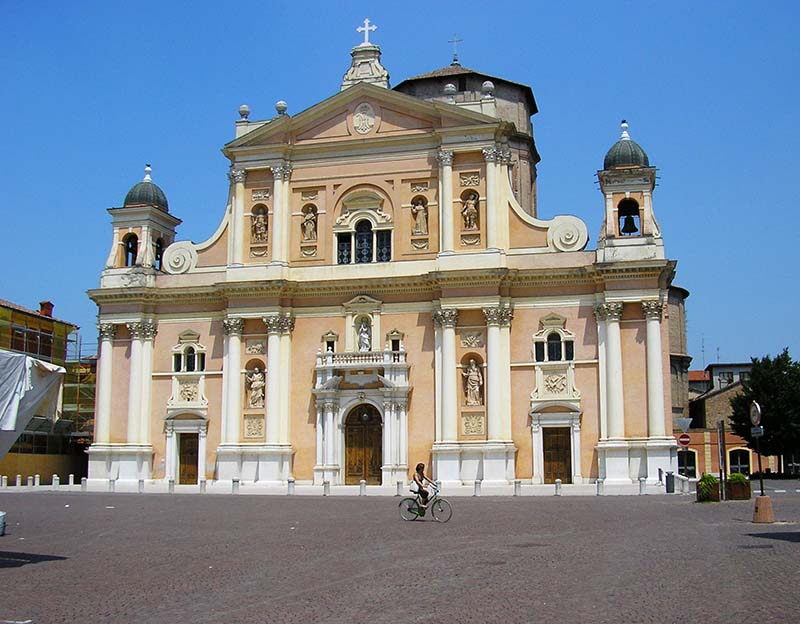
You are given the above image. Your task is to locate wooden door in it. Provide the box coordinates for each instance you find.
[543,427,572,484]
[344,406,383,485]
[178,433,199,484]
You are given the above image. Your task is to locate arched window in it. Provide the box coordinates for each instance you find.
[172,334,206,373]
[547,332,562,362]
[337,220,391,264]
[355,220,373,263]
[123,234,138,267]
[534,330,574,362]
[729,449,750,475]
[154,238,164,271]
[185,346,196,372]
[618,198,640,236]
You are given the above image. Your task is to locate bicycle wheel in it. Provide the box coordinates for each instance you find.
[431,498,452,523]
[399,497,420,521]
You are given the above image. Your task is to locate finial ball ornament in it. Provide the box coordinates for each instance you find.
[481,80,495,95]
[276,100,288,115]
[238,104,250,120]
[444,83,457,95]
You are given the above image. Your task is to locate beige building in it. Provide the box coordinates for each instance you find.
[88,26,686,487]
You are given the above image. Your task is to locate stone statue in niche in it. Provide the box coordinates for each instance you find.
[462,358,483,406]
[411,199,428,236]
[246,367,265,408]
[461,192,479,230]
[302,207,317,241]
[357,319,372,352]
[251,210,268,243]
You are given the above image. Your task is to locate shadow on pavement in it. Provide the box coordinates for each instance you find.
[0,551,68,569]
[746,532,800,543]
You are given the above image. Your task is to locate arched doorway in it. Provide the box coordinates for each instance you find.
[344,404,382,484]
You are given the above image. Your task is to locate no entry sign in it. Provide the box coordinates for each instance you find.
[678,433,691,447]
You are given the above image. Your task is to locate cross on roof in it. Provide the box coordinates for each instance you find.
[448,34,463,65]
[357,18,377,45]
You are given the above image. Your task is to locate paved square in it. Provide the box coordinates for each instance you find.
[0,492,798,623]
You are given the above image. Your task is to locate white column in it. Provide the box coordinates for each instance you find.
[398,401,408,470]
[222,318,244,443]
[230,167,246,265]
[315,404,324,467]
[263,316,282,443]
[434,309,459,441]
[499,317,513,440]
[278,314,294,444]
[324,401,336,465]
[139,321,157,445]
[482,147,500,250]
[597,315,608,440]
[270,163,291,265]
[642,300,667,438]
[434,318,443,442]
[95,323,116,444]
[165,427,176,480]
[198,426,207,483]
[572,418,583,481]
[436,150,454,253]
[125,322,145,443]
[596,303,625,439]
[383,400,394,467]
[531,422,544,484]
[484,310,502,441]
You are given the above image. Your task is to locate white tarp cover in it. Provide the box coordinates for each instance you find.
[0,349,65,459]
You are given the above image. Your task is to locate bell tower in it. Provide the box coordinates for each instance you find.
[596,121,664,262]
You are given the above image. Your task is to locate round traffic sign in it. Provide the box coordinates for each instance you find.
[750,401,762,426]
[678,433,691,447]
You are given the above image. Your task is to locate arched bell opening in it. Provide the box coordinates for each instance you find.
[343,404,383,485]
[617,198,640,236]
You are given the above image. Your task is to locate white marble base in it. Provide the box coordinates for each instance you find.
[597,440,632,484]
[87,443,153,481]
[431,443,462,487]
[313,464,341,485]
[216,444,293,484]
[433,441,517,485]
[645,438,677,484]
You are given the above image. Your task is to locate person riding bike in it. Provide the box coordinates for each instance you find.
[412,462,434,509]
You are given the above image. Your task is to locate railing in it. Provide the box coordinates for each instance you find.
[315,350,407,368]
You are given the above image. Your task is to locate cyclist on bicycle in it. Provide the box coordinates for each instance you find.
[412,463,434,508]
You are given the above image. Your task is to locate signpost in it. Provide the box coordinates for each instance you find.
[678,433,691,447]
[676,418,693,476]
[749,401,773,523]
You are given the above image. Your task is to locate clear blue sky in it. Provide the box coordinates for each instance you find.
[2,1,797,367]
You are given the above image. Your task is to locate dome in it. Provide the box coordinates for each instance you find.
[603,121,649,170]
[123,165,169,212]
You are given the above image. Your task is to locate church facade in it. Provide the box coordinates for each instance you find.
[88,27,684,487]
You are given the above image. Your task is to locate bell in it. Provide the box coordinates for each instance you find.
[621,215,638,235]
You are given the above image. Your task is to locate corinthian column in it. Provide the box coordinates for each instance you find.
[433,309,459,441]
[483,305,514,440]
[126,321,157,443]
[270,163,292,265]
[263,315,283,443]
[138,321,157,444]
[95,323,116,444]
[436,150,454,253]
[278,313,295,444]
[482,146,500,250]
[229,168,246,266]
[595,303,624,439]
[222,317,244,443]
[642,300,666,438]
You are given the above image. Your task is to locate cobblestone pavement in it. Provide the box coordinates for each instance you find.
[0,492,797,623]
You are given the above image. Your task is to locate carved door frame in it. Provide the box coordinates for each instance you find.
[530,409,582,485]
[164,413,208,485]
[343,403,383,485]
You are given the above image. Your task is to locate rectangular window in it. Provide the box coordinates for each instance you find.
[197,353,206,372]
[40,331,53,359]
[678,450,696,478]
[337,233,352,264]
[391,339,400,352]
[719,372,733,385]
[739,371,750,382]
[564,341,574,361]
[173,354,182,372]
[376,230,392,262]
[534,342,545,362]
[11,326,25,352]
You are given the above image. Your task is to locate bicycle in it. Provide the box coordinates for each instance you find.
[398,483,452,522]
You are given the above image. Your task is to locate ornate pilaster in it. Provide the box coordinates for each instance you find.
[95,323,117,444]
[482,306,514,326]
[433,308,459,328]
[269,163,292,264]
[222,316,244,443]
[278,313,294,443]
[482,146,501,248]
[642,300,667,439]
[595,302,624,440]
[436,150,454,252]
[434,308,459,442]
[481,146,501,162]
[436,149,454,166]
[127,320,158,341]
[594,302,623,322]
[483,306,513,441]
[229,167,246,184]
[223,317,245,336]
[641,300,663,320]
[98,323,117,340]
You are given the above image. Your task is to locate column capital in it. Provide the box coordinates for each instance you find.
[594,302,623,322]
[433,308,459,328]
[263,314,294,334]
[127,320,157,340]
[641,300,663,320]
[321,399,338,412]
[482,146,501,162]
[499,148,513,165]
[228,167,246,184]
[222,317,245,336]
[483,305,513,327]
[436,149,454,166]
[270,163,293,181]
[278,313,295,334]
[97,323,117,340]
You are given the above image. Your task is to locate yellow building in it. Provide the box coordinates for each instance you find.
[88,25,686,487]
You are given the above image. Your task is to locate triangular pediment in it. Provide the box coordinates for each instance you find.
[225,82,500,151]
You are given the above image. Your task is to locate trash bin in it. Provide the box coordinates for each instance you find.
[665,471,675,494]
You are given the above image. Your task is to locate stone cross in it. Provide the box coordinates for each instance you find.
[448,34,463,64]
[357,18,377,45]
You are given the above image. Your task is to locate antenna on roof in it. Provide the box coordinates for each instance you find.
[448,34,463,66]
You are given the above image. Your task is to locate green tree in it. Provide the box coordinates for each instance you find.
[729,349,800,460]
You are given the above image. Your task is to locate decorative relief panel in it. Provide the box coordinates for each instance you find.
[411,239,429,250]
[460,331,485,348]
[544,374,567,394]
[353,102,376,134]
[301,245,317,257]
[245,340,265,355]
[301,190,319,201]
[460,173,480,187]
[243,415,265,439]
[179,380,199,402]
[462,413,485,436]
[252,189,271,201]
[461,234,480,246]
[411,182,429,193]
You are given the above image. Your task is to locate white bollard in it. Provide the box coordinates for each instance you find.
[168,479,175,494]
[514,479,522,496]
[639,477,646,495]
[81,477,87,492]
[34,474,41,487]
[232,479,240,495]
[68,474,75,486]
[138,479,145,494]
[52,474,60,489]
[16,475,22,487]
[200,479,207,494]
[108,478,115,493]
[359,479,366,496]
[287,478,295,496]
[1,475,7,488]
[555,479,562,496]
[474,480,482,497]
[596,479,605,496]
[27,476,34,488]
[323,480,330,496]
[396,480,403,496]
